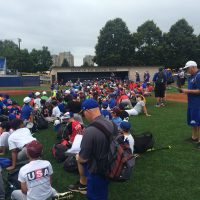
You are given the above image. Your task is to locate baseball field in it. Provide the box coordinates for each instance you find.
[1,87,198,200]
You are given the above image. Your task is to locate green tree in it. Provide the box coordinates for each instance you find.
[94,18,132,66]
[163,19,197,68]
[29,46,52,72]
[133,20,163,65]
[0,40,19,70]
[61,58,69,67]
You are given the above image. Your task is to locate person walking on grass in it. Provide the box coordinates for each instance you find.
[181,61,200,149]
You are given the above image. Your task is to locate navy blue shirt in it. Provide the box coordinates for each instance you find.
[188,70,200,108]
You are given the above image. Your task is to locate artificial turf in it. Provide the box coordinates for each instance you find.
[3,92,199,200]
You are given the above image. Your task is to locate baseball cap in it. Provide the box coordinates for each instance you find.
[23,97,31,103]
[42,91,47,95]
[35,92,40,96]
[64,90,70,94]
[61,112,74,120]
[26,140,43,158]
[120,121,131,130]
[102,101,108,108]
[111,106,121,116]
[81,99,99,111]
[183,61,197,69]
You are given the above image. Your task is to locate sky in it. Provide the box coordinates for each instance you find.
[0,0,200,66]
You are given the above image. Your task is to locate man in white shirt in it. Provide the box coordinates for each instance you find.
[7,119,36,171]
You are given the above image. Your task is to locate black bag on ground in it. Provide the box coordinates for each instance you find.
[33,110,48,130]
[52,139,70,162]
[63,153,78,173]
[133,132,154,153]
[5,169,20,196]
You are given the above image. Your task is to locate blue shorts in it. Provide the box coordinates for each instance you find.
[187,108,200,127]
[83,164,109,200]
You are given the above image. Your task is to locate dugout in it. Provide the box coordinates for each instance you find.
[50,66,159,84]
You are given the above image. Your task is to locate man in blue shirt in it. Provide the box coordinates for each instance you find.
[181,61,200,149]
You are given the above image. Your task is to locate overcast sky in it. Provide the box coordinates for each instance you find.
[0,0,199,66]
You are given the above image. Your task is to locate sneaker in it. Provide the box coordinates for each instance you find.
[196,142,200,150]
[155,104,160,107]
[53,191,74,200]
[185,137,198,143]
[67,181,87,195]
[160,103,165,107]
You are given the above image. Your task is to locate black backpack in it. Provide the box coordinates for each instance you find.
[57,124,69,140]
[133,132,154,153]
[52,139,70,162]
[37,116,48,129]
[91,122,135,182]
[63,153,78,173]
[156,72,165,84]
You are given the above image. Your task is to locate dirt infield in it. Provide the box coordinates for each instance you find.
[166,93,187,103]
[0,90,39,95]
[1,90,187,103]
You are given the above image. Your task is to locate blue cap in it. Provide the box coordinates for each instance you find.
[120,121,131,130]
[102,102,108,108]
[81,98,99,110]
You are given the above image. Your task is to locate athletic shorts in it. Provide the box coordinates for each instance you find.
[187,108,200,126]
[154,85,165,98]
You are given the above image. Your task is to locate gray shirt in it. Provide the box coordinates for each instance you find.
[79,115,115,174]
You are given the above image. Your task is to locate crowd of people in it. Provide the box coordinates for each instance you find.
[0,63,197,200]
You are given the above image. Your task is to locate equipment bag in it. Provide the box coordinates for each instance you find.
[33,110,48,130]
[63,153,78,173]
[91,122,135,182]
[133,132,154,153]
[52,139,70,162]
[57,124,69,140]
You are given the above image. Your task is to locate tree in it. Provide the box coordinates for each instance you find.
[61,58,69,67]
[163,19,197,68]
[94,18,132,66]
[0,40,19,70]
[133,20,163,65]
[29,46,52,72]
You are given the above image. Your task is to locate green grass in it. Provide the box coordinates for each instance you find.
[3,94,199,200]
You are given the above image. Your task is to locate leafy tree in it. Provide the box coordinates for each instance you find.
[163,19,197,68]
[29,46,52,72]
[94,18,132,66]
[133,20,163,65]
[0,40,19,70]
[61,58,69,67]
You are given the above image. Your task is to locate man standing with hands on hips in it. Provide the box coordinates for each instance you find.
[182,61,200,149]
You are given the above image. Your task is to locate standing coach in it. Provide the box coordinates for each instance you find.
[182,61,200,149]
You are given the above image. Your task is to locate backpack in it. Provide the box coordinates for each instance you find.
[52,139,70,162]
[37,116,48,129]
[91,122,135,182]
[63,153,78,173]
[57,124,70,140]
[156,72,165,84]
[133,132,154,153]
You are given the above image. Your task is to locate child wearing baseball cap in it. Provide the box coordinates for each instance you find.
[120,121,134,153]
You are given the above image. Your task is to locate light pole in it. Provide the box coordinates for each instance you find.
[18,38,22,74]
